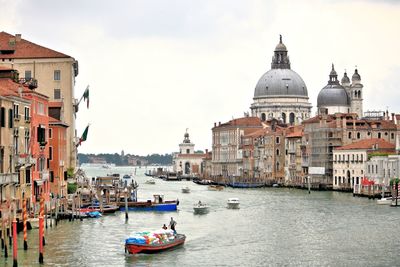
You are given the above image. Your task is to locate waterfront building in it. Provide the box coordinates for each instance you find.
[303,113,398,189]
[48,102,69,198]
[333,138,395,194]
[211,117,262,183]
[22,83,50,203]
[366,155,400,190]
[0,32,79,170]
[0,68,32,209]
[250,35,311,125]
[172,130,205,177]
[284,125,304,186]
[317,64,363,117]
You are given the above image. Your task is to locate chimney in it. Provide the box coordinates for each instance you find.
[391,113,395,122]
[205,149,208,154]
[214,122,216,127]
[15,34,21,42]
[218,122,221,126]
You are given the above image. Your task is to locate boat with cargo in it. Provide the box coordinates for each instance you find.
[125,230,185,254]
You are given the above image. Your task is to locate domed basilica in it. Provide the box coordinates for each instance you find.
[250,35,311,125]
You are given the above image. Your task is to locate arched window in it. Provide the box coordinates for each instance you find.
[378,132,381,138]
[348,132,352,139]
[358,90,361,98]
[282,113,286,123]
[391,133,395,139]
[289,113,295,125]
[261,113,266,121]
[357,132,361,139]
[276,162,280,170]
[276,149,280,156]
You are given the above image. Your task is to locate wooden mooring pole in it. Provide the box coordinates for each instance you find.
[23,199,28,250]
[39,196,44,264]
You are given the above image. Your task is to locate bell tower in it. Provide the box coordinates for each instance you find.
[350,68,363,118]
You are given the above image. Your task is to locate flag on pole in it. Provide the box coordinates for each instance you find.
[83,86,89,108]
[76,125,89,147]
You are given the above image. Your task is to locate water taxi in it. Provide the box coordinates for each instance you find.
[227,198,240,209]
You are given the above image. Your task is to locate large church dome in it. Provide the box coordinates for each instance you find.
[253,35,308,99]
[254,69,308,98]
[317,64,350,107]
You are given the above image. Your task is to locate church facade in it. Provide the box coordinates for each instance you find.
[250,36,312,125]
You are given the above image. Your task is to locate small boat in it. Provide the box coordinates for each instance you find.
[377,196,400,205]
[125,232,186,254]
[145,178,156,185]
[123,174,132,179]
[272,183,279,188]
[86,211,102,218]
[119,195,179,211]
[208,185,224,191]
[227,198,240,209]
[181,187,190,193]
[193,202,209,214]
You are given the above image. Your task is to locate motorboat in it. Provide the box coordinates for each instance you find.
[118,195,179,211]
[125,230,185,254]
[377,196,400,205]
[145,178,156,185]
[181,187,191,193]
[208,185,224,191]
[227,198,240,209]
[193,202,209,214]
[123,174,132,179]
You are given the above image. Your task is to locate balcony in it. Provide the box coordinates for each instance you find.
[17,154,36,166]
[41,171,49,181]
[0,173,18,185]
[13,114,20,121]
[19,78,38,89]
[25,116,31,123]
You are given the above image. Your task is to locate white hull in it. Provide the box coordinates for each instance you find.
[378,197,400,205]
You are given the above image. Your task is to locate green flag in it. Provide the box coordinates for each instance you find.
[77,125,89,147]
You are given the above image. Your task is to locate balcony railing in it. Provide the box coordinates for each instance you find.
[19,78,38,89]
[0,173,18,185]
[13,114,20,121]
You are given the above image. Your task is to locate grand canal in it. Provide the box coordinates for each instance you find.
[3,166,400,266]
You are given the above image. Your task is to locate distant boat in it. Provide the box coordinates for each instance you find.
[208,185,224,191]
[123,174,132,179]
[228,182,264,188]
[377,196,400,205]
[193,202,209,214]
[118,195,178,211]
[227,198,240,209]
[145,178,156,185]
[181,187,190,193]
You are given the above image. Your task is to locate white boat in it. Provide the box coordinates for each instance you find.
[182,187,191,193]
[145,178,156,185]
[193,202,209,214]
[377,197,400,205]
[227,198,240,209]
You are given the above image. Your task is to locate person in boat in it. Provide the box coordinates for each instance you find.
[162,224,167,230]
[169,217,177,234]
[198,200,202,206]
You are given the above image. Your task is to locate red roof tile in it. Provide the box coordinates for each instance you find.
[0,78,26,97]
[214,117,262,129]
[49,101,63,108]
[335,138,395,150]
[0,32,71,59]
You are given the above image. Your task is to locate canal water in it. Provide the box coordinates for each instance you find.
[3,166,400,266]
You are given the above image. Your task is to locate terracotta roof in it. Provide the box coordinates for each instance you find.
[335,138,395,150]
[302,114,334,124]
[215,117,262,129]
[0,78,26,97]
[0,32,71,59]
[244,128,269,138]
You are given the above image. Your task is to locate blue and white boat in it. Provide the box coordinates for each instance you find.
[119,195,179,211]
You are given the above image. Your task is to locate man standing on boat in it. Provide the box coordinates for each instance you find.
[169,217,177,234]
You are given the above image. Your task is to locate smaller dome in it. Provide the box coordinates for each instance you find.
[341,72,350,84]
[275,34,287,51]
[317,85,350,107]
[275,43,287,51]
[352,69,361,81]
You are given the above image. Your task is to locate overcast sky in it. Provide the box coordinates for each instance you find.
[1,0,400,155]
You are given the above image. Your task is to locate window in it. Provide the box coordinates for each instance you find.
[25,70,32,80]
[24,107,30,121]
[49,128,52,139]
[8,109,13,128]
[378,132,381,138]
[54,70,61,81]
[37,102,44,115]
[54,89,61,99]
[50,171,54,183]
[0,107,5,127]
[13,104,19,119]
[276,137,280,144]
[276,149,280,156]
[37,125,46,144]
[348,132,352,139]
[261,113,266,121]
[186,149,190,154]
[49,147,53,160]
[24,129,30,154]
[357,132,360,139]
[391,133,395,139]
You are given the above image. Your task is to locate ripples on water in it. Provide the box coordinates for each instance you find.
[6,166,400,266]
